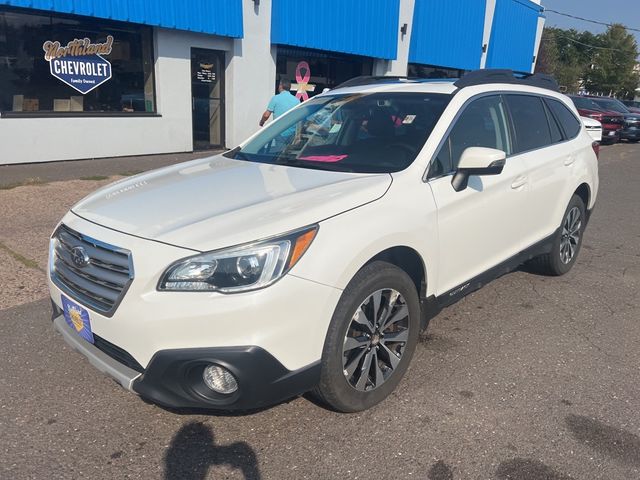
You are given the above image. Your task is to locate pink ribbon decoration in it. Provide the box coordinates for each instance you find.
[293,61,315,101]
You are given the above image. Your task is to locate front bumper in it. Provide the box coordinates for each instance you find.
[52,312,141,391]
[620,127,640,141]
[600,128,620,143]
[133,346,320,410]
[53,305,321,410]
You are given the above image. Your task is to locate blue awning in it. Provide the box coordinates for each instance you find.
[486,0,543,73]
[271,0,400,60]
[0,0,244,38]
[409,0,486,71]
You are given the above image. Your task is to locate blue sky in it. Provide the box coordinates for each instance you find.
[542,0,640,48]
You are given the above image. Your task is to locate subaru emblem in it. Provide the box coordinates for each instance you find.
[70,246,90,268]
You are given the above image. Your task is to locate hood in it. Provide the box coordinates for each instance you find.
[72,155,392,251]
[581,116,601,128]
[576,108,599,117]
[578,108,623,117]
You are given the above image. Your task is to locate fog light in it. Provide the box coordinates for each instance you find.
[203,364,238,394]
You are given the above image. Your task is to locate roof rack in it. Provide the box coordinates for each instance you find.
[332,70,559,92]
[334,76,417,89]
[334,75,456,89]
[453,69,559,92]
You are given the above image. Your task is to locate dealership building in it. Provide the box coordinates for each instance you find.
[0,0,544,165]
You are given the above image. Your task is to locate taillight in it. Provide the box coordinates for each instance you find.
[592,141,600,159]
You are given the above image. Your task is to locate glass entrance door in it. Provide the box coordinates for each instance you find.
[191,48,224,149]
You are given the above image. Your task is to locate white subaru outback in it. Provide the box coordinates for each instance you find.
[49,70,599,413]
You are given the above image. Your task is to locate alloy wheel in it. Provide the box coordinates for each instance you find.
[342,289,410,391]
[560,206,582,264]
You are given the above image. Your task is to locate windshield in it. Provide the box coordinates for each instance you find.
[591,98,630,114]
[225,93,451,173]
[572,96,607,111]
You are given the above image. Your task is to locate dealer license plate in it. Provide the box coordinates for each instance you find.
[61,295,94,344]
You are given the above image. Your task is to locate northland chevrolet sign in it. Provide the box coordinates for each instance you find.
[42,36,114,94]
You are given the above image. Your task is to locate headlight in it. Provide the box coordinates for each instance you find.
[158,225,318,293]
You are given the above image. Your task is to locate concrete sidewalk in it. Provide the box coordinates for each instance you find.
[0,149,222,189]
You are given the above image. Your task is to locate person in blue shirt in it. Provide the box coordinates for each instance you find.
[259,79,300,127]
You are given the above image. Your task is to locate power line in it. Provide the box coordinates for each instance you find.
[552,32,633,53]
[544,8,640,33]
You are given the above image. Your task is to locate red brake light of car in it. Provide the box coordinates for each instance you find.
[592,141,600,159]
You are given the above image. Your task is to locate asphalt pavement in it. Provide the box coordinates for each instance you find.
[1,143,639,479]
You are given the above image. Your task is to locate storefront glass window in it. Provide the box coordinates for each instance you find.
[0,8,155,114]
[276,47,373,100]
[408,63,466,79]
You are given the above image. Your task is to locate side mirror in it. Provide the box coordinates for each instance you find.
[451,147,506,192]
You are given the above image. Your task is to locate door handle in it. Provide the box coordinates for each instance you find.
[564,156,576,166]
[511,176,527,189]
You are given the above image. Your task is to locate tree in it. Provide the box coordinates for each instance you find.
[536,24,639,98]
[536,28,558,76]
[583,24,639,98]
[536,28,591,93]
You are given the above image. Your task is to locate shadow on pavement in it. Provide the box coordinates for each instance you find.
[566,414,640,467]
[164,421,261,480]
[427,460,454,480]
[495,458,573,480]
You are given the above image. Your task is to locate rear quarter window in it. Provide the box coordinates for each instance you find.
[546,98,581,139]
[545,102,564,144]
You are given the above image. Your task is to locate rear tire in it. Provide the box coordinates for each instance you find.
[313,261,420,412]
[528,194,586,276]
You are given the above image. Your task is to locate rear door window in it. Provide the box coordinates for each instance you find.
[546,98,581,139]
[506,95,552,153]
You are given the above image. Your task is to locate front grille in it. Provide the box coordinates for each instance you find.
[603,116,623,124]
[93,334,144,373]
[51,224,133,316]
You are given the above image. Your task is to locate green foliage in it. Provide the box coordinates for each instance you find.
[535,24,639,99]
[535,28,559,78]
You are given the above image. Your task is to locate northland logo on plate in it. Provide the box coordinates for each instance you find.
[42,35,114,94]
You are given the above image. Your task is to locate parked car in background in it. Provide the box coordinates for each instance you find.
[621,100,640,114]
[586,96,640,143]
[570,96,623,144]
[582,116,602,143]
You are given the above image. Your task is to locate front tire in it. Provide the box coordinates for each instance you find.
[529,194,586,276]
[314,261,420,412]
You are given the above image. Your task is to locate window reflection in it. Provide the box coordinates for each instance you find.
[0,9,155,114]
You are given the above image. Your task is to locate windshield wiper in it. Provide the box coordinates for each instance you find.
[223,146,251,161]
[222,146,240,158]
[274,157,355,173]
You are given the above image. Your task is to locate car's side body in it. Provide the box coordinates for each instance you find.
[48,74,598,411]
[295,83,597,296]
